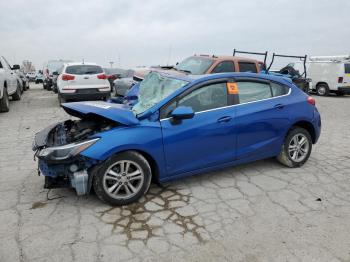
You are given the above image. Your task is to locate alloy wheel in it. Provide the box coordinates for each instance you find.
[102,160,144,199]
[288,134,310,162]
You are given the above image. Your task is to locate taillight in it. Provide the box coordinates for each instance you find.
[97,74,107,79]
[307,96,316,106]
[338,77,343,83]
[62,74,75,81]
[108,75,117,80]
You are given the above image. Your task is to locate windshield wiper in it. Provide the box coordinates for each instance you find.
[173,67,192,74]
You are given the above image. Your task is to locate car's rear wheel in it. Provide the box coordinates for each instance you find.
[93,151,152,206]
[58,93,65,104]
[12,82,21,101]
[316,84,329,96]
[0,87,10,112]
[277,127,312,168]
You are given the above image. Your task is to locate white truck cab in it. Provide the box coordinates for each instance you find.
[0,56,22,112]
[308,55,350,96]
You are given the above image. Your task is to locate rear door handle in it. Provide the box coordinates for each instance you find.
[217,116,232,123]
[274,104,285,109]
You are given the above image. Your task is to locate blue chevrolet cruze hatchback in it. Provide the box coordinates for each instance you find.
[33,71,321,205]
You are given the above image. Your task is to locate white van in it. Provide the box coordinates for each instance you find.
[307,55,350,96]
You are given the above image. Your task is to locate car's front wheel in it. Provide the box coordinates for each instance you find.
[12,82,21,101]
[93,151,152,206]
[0,87,10,112]
[277,127,312,168]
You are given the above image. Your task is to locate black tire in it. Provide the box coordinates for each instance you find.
[58,93,65,104]
[93,151,152,206]
[0,87,10,112]
[103,94,111,101]
[22,82,26,91]
[336,91,344,97]
[12,82,21,101]
[277,127,313,168]
[316,84,329,96]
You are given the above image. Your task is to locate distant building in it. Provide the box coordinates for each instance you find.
[22,60,35,73]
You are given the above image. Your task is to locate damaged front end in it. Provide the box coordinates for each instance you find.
[33,118,116,195]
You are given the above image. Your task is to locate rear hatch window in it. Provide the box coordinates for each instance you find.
[345,64,350,74]
[66,65,103,75]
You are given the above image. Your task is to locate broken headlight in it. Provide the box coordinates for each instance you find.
[37,138,99,161]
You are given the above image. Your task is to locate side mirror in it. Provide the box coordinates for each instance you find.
[52,71,59,76]
[12,64,20,70]
[170,106,194,120]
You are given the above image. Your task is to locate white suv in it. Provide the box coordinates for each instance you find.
[57,62,111,103]
[0,56,22,112]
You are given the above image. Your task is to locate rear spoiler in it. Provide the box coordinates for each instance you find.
[233,49,268,70]
[267,53,307,78]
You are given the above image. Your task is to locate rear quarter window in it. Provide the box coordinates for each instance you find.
[238,62,258,73]
[237,82,272,103]
[271,82,289,96]
[65,65,103,75]
[345,64,350,74]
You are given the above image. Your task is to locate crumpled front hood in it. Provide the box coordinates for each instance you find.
[62,101,139,126]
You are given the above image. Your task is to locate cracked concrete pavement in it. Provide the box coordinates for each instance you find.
[0,84,350,262]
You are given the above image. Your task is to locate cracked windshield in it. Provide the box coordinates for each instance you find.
[132,72,188,115]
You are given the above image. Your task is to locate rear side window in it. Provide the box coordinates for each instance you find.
[238,62,257,73]
[0,61,2,68]
[345,64,350,74]
[212,61,235,73]
[237,82,272,103]
[65,65,103,75]
[271,82,289,96]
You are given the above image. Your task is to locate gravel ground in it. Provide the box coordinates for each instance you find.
[0,84,350,262]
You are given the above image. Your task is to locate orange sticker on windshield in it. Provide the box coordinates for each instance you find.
[227,82,239,94]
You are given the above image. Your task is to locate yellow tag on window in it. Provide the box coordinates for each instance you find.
[227,82,239,94]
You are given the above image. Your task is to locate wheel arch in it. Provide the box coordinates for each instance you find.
[132,149,160,183]
[290,120,316,144]
[316,82,329,88]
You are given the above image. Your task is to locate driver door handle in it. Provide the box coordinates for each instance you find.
[274,104,285,109]
[217,116,232,123]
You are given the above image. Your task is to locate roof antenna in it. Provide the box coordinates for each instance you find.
[82,58,85,64]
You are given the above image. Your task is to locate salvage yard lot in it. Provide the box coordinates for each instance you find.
[1,84,350,262]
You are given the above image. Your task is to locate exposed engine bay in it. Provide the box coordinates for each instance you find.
[46,118,117,147]
[33,117,117,195]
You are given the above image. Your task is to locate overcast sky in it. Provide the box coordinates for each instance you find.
[0,0,349,70]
